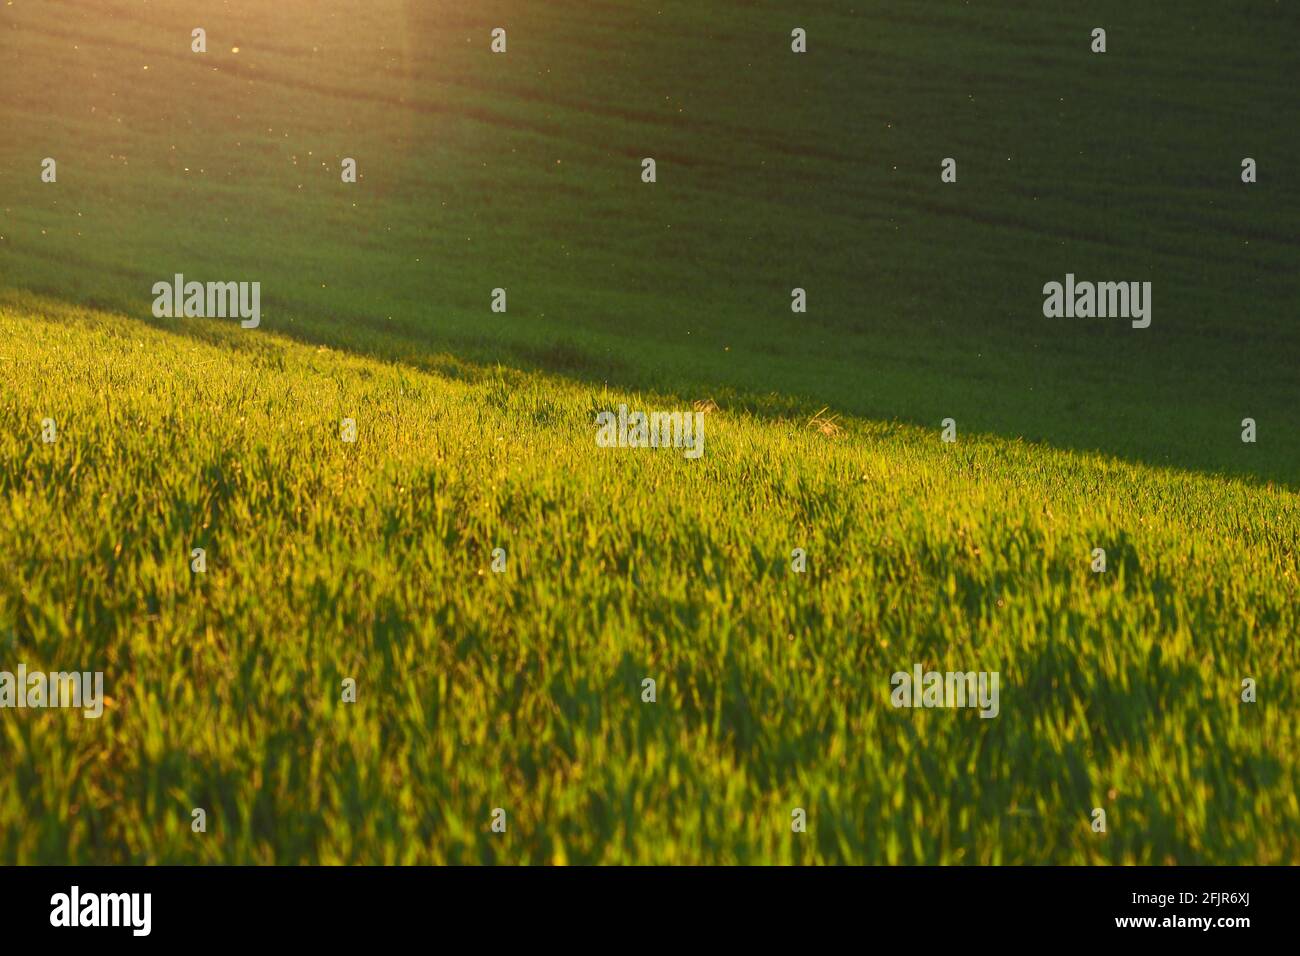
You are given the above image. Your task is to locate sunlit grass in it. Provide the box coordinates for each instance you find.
[1,295,1296,863]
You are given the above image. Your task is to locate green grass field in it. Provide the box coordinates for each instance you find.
[1,0,1297,864]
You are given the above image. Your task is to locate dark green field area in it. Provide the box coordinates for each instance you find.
[1,1,1298,865]
[3,0,1297,482]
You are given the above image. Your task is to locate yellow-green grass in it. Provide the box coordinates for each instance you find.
[1,293,1296,863]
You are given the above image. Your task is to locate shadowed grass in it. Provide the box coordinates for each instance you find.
[1,0,1297,483]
